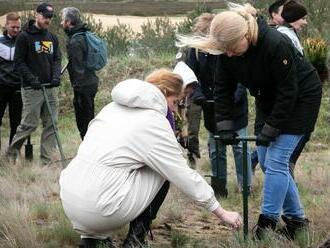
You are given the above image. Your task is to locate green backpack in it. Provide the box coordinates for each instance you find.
[72,31,108,71]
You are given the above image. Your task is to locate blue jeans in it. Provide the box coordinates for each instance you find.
[208,127,252,187]
[257,134,305,220]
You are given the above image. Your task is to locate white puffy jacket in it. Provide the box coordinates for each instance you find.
[60,79,219,236]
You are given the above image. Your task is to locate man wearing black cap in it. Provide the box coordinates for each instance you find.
[7,3,61,165]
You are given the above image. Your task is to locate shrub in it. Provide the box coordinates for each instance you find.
[176,1,212,34]
[136,17,177,56]
[103,21,134,56]
[303,38,329,82]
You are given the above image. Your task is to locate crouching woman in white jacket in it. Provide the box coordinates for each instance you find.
[59,69,242,248]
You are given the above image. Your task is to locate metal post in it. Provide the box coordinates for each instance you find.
[215,137,219,178]
[213,135,256,239]
[41,85,66,167]
[242,140,249,239]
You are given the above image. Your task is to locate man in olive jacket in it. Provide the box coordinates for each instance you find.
[61,7,99,140]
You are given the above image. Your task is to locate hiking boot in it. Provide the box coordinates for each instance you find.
[254,214,277,240]
[122,220,152,248]
[278,215,309,240]
[79,237,114,248]
[211,177,228,198]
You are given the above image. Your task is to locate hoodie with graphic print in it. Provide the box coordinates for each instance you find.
[14,20,61,88]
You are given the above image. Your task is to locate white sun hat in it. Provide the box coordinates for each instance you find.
[173,61,198,88]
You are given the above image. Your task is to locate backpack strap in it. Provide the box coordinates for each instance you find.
[71,31,85,39]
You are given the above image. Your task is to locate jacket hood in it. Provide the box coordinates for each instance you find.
[281,22,297,34]
[23,20,47,34]
[256,16,269,45]
[111,79,167,116]
[173,61,198,88]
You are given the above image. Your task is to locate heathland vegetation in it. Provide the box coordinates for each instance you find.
[0,0,329,247]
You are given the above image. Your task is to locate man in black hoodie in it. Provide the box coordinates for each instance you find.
[7,3,61,165]
[61,7,99,140]
[0,13,22,147]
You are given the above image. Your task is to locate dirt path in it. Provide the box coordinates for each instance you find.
[0,13,186,32]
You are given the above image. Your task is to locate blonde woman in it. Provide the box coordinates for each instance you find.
[177,3,321,240]
[60,69,242,248]
[184,12,252,197]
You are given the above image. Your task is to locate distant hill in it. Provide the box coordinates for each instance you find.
[0,1,226,16]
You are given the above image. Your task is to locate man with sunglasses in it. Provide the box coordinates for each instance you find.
[7,3,61,165]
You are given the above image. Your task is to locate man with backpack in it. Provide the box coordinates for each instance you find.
[61,7,107,140]
[7,3,61,165]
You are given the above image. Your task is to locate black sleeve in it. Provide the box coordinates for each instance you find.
[68,36,86,86]
[214,56,238,131]
[14,32,35,83]
[234,83,247,105]
[266,40,299,130]
[51,35,61,85]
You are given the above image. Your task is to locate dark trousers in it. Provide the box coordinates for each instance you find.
[0,85,22,145]
[73,85,98,140]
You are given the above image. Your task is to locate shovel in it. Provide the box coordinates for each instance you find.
[40,84,66,167]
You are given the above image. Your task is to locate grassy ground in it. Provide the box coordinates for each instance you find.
[0,121,329,247]
[0,55,329,247]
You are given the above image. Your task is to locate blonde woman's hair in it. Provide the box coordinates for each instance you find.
[145,68,183,97]
[192,12,215,35]
[176,3,258,55]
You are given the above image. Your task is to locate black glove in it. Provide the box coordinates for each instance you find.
[256,124,280,147]
[256,133,276,147]
[218,130,239,145]
[52,80,60,87]
[30,78,41,90]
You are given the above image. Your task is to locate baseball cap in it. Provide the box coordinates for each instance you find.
[36,3,54,18]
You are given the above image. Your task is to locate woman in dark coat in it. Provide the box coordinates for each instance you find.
[184,13,252,197]
[178,2,322,240]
